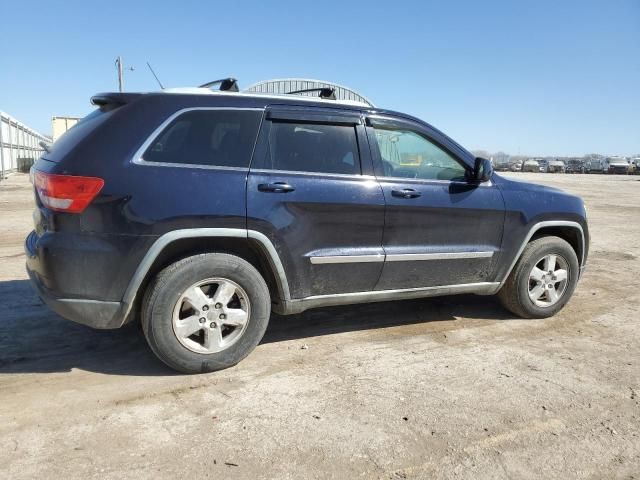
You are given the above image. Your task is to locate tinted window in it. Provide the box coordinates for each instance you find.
[45,108,114,162]
[261,122,360,175]
[143,110,262,168]
[373,127,466,181]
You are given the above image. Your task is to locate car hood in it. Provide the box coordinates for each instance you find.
[492,173,586,221]
[493,172,573,196]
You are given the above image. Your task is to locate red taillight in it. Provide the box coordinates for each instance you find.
[33,171,104,213]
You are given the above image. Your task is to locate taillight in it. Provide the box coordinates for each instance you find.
[33,171,104,213]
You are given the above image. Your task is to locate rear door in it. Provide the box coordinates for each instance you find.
[247,106,386,300]
[366,115,505,290]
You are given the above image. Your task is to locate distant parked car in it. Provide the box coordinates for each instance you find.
[608,160,631,174]
[522,160,540,172]
[586,158,605,173]
[537,159,549,173]
[566,159,586,174]
[547,160,566,173]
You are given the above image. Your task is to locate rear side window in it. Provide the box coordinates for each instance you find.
[44,108,114,162]
[142,110,262,168]
[258,122,361,175]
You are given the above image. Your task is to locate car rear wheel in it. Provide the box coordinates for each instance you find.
[142,253,271,373]
[498,236,579,318]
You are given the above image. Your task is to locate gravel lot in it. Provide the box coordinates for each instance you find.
[0,172,638,479]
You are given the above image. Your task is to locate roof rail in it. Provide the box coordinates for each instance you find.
[286,87,336,100]
[198,78,239,92]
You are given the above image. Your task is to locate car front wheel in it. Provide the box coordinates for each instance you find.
[498,236,579,318]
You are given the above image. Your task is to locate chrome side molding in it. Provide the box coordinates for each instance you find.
[309,250,494,264]
[310,254,384,265]
[386,251,494,262]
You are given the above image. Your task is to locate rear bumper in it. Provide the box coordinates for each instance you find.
[25,230,127,329]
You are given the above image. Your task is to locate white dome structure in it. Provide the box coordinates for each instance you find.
[244,78,374,107]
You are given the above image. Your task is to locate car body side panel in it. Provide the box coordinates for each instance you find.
[364,117,506,289]
[246,109,386,299]
[492,174,590,283]
[374,178,506,288]
[25,91,590,329]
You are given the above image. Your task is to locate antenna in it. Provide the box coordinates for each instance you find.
[147,62,165,89]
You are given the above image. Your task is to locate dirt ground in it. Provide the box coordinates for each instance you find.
[0,172,638,479]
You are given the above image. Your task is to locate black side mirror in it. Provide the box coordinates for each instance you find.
[473,157,493,182]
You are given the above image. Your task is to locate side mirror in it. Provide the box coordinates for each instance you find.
[473,157,493,182]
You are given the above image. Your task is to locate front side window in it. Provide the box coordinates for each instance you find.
[260,121,361,175]
[142,109,262,168]
[373,127,466,181]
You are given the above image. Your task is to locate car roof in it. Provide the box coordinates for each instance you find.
[161,87,372,109]
[92,88,474,163]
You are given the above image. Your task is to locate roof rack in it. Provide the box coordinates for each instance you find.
[198,78,239,92]
[286,87,336,100]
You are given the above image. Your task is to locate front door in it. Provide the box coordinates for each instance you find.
[366,116,505,290]
[247,106,386,300]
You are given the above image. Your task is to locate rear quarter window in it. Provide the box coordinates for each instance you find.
[44,109,114,162]
[142,109,262,168]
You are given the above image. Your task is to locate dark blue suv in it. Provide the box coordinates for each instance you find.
[26,83,589,373]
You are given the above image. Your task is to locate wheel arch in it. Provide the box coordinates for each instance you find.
[499,221,586,288]
[120,229,290,324]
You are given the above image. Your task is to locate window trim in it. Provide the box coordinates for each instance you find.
[249,168,376,181]
[130,107,265,170]
[266,109,362,125]
[254,118,365,177]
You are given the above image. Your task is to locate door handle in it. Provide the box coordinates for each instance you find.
[258,182,296,193]
[391,188,421,199]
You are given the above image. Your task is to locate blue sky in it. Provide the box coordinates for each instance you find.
[1,0,638,156]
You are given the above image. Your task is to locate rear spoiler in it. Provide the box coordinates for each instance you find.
[90,92,143,107]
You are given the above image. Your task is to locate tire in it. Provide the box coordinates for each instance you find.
[498,236,579,319]
[142,253,271,374]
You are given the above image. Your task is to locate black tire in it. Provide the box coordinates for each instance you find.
[142,253,271,374]
[498,236,579,319]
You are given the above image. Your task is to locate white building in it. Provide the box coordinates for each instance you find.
[52,116,81,142]
[0,111,51,178]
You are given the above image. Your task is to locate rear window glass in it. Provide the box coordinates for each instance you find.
[44,108,113,162]
[142,110,262,168]
[258,121,361,175]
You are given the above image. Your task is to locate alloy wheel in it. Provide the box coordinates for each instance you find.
[172,277,251,354]
[528,254,569,307]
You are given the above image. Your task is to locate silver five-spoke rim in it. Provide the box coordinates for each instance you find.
[528,254,569,307]
[172,277,251,354]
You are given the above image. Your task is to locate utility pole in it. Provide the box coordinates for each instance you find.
[116,56,124,92]
[115,56,134,92]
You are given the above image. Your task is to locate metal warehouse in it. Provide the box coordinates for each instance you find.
[0,111,50,178]
[244,78,374,106]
